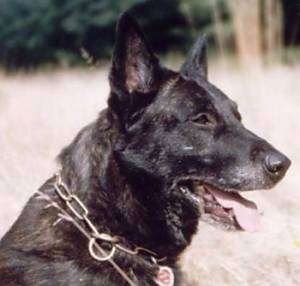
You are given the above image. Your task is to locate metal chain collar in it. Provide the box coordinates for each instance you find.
[53,171,163,263]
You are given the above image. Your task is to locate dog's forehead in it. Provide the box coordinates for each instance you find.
[155,76,235,115]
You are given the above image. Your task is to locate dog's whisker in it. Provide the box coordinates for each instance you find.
[36,191,66,211]
[57,213,73,222]
[52,217,64,226]
[44,203,56,209]
[53,212,74,227]
[219,262,244,283]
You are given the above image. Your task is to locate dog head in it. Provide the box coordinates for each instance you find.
[107,13,290,251]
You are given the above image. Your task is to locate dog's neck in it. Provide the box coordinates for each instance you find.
[58,111,186,262]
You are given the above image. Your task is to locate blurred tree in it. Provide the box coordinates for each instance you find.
[0,0,57,69]
[179,0,231,48]
[0,0,297,70]
[282,0,300,46]
[130,0,188,53]
[263,0,283,62]
[228,0,263,66]
[0,0,231,70]
[0,0,187,70]
[210,0,227,64]
[228,0,292,66]
[0,0,144,69]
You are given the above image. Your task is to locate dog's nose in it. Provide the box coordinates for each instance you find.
[264,152,291,179]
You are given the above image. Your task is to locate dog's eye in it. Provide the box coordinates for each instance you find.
[192,113,216,127]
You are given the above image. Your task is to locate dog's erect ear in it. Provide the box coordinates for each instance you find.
[109,12,161,119]
[180,36,208,81]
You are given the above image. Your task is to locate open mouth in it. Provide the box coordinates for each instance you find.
[178,181,261,232]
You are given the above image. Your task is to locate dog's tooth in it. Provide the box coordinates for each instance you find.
[203,192,214,202]
[179,186,189,194]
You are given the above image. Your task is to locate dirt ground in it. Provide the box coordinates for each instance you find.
[0,63,299,285]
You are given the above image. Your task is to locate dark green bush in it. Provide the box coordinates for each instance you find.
[0,0,228,70]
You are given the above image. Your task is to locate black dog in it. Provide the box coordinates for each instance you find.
[0,13,290,286]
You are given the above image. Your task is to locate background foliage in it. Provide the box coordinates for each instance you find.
[0,0,299,70]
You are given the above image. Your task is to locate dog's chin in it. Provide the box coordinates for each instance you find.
[176,180,261,232]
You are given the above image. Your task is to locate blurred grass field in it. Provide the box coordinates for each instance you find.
[0,63,299,285]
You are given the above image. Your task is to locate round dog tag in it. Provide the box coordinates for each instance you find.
[154,266,174,286]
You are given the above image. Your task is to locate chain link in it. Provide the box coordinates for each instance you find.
[54,180,72,201]
[53,172,161,263]
[54,172,119,261]
[66,195,88,220]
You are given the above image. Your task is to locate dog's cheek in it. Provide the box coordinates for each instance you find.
[164,197,200,251]
[114,147,164,181]
[165,204,188,249]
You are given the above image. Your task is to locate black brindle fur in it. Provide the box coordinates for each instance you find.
[0,13,290,285]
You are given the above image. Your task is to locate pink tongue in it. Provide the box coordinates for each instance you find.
[207,188,261,232]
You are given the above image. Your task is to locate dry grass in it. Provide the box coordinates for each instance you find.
[0,63,299,285]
